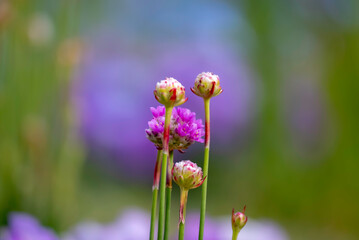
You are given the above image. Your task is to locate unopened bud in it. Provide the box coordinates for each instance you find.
[154,78,187,107]
[191,72,222,99]
[172,160,205,190]
[232,206,247,234]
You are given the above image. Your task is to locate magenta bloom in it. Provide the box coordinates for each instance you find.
[145,106,204,151]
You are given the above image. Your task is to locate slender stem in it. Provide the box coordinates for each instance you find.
[199,98,210,240]
[232,230,239,240]
[158,106,173,240]
[164,150,174,240]
[150,150,163,240]
[178,189,188,240]
[150,188,159,240]
[166,151,174,189]
[178,222,185,240]
[158,151,168,240]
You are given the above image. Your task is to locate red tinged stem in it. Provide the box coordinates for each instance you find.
[158,107,173,240]
[166,151,174,188]
[153,159,160,188]
[205,119,210,147]
[150,149,162,240]
[166,167,172,188]
[163,122,170,153]
[199,98,210,240]
[152,152,162,190]
[179,189,189,224]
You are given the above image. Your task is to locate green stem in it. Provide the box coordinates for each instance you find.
[164,187,172,239]
[158,106,173,240]
[178,222,185,240]
[199,98,210,240]
[150,150,163,240]
[232,230,239,240]
[150,188,159,240]
[164,150,174,240]
[178,189,188,240]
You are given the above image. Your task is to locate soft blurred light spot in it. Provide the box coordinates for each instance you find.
[27,13,54,47]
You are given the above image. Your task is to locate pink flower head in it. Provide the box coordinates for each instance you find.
[172,160,205,190]
[154,77,187,107]
[145,106,204,151]
[191,72,223,99]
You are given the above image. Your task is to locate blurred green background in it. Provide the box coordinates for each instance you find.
[1,0,359,239]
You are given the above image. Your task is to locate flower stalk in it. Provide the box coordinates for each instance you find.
[192,72,222,240]
[172,160,205,240]
[231,206,248,240]
[158,106,173,240]
[178,188,188,240]
[199,98,210,239]
[153,77,187,240]
[164,150,174,240]
[232,230,239,240]
[150,149,163,240]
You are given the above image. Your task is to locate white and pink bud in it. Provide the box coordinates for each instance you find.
[172,160,205,190]
[191,72,223,99]
[172,160,205,225]
[154,78,187,107]
[232,206,248,237]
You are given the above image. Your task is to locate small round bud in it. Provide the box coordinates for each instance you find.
[154,78,187,107]
[232,206,247,233]
[172,160,205,190]
[191,72,223,99]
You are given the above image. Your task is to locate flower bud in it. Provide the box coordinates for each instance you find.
[191,72,222,99]
[172,160,205,190]
[232,206,247,233]
[154,78,187,107]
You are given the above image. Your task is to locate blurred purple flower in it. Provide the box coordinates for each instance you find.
[104,209,150,240]
[173,213,288,240]
[62,222,103,240]
[63,208,150,240]
[146,106,204,151]
[153,41,255,145]
[72,52,157,178]
[217,217,289,240]
[72,1,255,179]
[176,213,220,240]
[73,42,254,179]
[0,213,58,240]
[176,212,288,240]
[63,208,287,240]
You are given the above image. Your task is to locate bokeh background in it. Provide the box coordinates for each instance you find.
[1,0,359,239]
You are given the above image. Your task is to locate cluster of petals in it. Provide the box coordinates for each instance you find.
[172,160,205,190]
[145,106,204,151]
